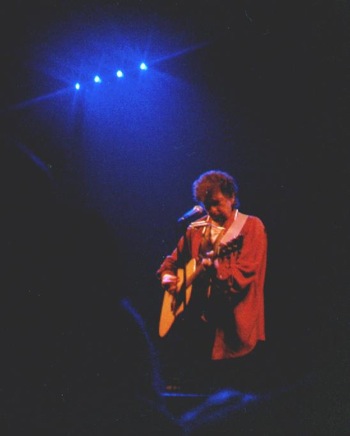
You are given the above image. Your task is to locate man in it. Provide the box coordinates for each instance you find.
[157,170,267,391]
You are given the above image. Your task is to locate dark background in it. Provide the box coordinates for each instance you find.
[1,0,349,432]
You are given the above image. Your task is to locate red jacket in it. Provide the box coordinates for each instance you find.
[157,215,267,360]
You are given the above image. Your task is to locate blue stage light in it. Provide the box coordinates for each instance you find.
[116,70,124,78]
[139,62,148,71]
[94,75,102,83]
[75,82,80,90]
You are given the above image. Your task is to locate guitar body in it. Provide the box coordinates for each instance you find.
[158,235,243,338]
[158,258,196,338]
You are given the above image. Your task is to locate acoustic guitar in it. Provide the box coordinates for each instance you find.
[158,235,243,337]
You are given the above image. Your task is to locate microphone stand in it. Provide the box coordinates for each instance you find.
[175,211,207,314]
[174,219,190,387]
[176,219,189,315]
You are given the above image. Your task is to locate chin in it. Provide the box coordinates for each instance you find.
[212,216,224,224]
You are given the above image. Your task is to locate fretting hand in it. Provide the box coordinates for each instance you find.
[200,250,215,269]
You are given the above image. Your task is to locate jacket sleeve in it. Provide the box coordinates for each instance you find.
[156,233,189,280]
[214,217,267,294]
[211,216,267,358]
[156,248,178,279]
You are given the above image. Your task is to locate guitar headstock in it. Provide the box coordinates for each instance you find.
[218,235,243,257]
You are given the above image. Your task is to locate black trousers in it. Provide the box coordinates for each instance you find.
[159,314,215,389]
[161,326,269,392]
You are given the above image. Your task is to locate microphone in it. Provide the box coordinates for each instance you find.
[177,205,204,223]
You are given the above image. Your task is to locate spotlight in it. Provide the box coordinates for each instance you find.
[116,70,124,78]
[139,62,148,71]
[94,75,102,83]
[75,82,80,90]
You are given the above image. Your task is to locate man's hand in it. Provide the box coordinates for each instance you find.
[161,273,178,294]
[201,250,214,269]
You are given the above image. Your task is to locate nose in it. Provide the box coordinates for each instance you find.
[208,205,219,216]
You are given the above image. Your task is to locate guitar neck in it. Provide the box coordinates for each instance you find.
[181,235,243,291]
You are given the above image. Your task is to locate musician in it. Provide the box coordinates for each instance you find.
[156,170,268,391]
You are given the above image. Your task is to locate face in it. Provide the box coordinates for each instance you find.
[203,191,235,225]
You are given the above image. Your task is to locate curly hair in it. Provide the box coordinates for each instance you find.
[192,170,240,208]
